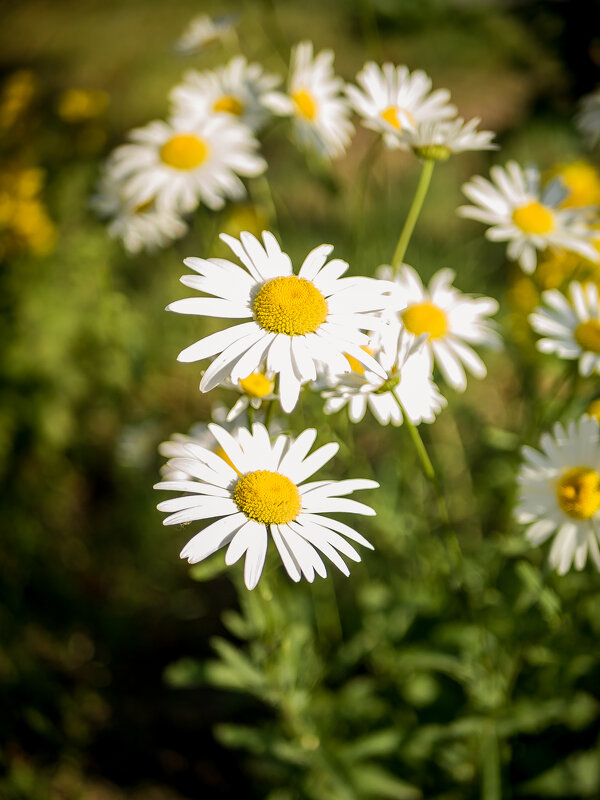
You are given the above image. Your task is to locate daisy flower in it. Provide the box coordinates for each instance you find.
[530,281,600,376]
[167,230,388,413]
[576,88,600,148]
[459,160,600,274]
[263,41,354,159]
[106,116,265,214]
[155,423,377,589]
[91,170,187,254]
[345,62,456,149]
[174,13,237,55]
[380,264,500,392]
[170,56,281,133]
[224,369,277,421]
[323,325,446,426]
[516,416,600,575]
[401,116,497,160]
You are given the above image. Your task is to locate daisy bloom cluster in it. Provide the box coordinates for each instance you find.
[263,41,354,159]
[530,281,600,376]
[516,417,600,575]
[156,422,377,589]
[459,160,599,274]
[346,61,495,157]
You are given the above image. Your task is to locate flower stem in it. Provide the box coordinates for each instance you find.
[404,417,451,527]
[391,158,435,269]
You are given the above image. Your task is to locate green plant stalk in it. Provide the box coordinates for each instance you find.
[391,158,435,269]
[481,722,501,800]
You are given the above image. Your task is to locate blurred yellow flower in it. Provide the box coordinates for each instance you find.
[0,70,36,129]
[221,204,269,239]
[587,398,600,422]
[0,168,56,258]
[546,161,600,209]
[56,88,109,122]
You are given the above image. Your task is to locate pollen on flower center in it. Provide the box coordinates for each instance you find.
[574,319,600,353]
[380,105,414,131]
[234,469,301,525]
[239,372,274,398]
[292,88,317,121]
[556,466,600,520]
[402,301,448,339]
[213,95,244,115]
[253,276,328,336]
[512,201,555,235]
[160,134,210,170]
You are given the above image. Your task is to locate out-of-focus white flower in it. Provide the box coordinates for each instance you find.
[576,88,600,148]
[380,264,500,392]
[156,423,377,589]
[516,417,600,575]
[106,116,265,214]
[530,281,600,376]
[346,61,456,149]
[323,325,446,426]
[91,170,187,254]
[167,230,388,413]
[174,13,237,55]
[459,160,600,274]
[170,56,281,133]
[263,41,354,159]
[401,116,497,159]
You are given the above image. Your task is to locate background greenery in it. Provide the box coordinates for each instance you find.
[1,0,600,797]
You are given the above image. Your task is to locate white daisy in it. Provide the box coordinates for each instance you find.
[530,281,600,376]
[459,160,600,274]
[576,88,600,148]
[379,264,499,392]
[91,169,187,254]
[263,41,354,159]
[167,230,388,413]
[224,369,277,422]
[323,325,446,426]
[345,61,456,149]
[401,116,497,160]
[174,13,237,55]
[170,56,281,133]
[155,422,378,589]
[106,116,265,214]
[516,416,600,575]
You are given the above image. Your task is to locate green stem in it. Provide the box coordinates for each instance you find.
[404,416,450,528]
[391,158,435,269]
[481,722,501,800]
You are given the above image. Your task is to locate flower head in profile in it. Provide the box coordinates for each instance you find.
[156,423,377,589]
[170,56,281,133]
[224,369,277,421]
[323,325,446,426]
[530,281,600,377]
[346,62,456,149]
[576,88,600,149]
[91,169,187,254]
[174,13,237,55]
[459,160,599,274]
[106,116,265,214]
[167,230,388,413]
[263,41,354,159]
[380,264,500,392]
[516,417,600,575]
[402,116,497,160]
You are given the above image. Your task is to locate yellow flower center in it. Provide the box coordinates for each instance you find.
[253,276,328,336]
[292,88,317,121]
[344,346,374,375]
[512,201,555,235]
[213,94,244,116]
[215,445,240,474]
[587,398,600,422]
[402,301,448,339]
[239,372,274,398]
[574,319,600,353]
[380,106,414,131]
[556,466,600,520]
[234,469,301,525]
[159,134,209,170]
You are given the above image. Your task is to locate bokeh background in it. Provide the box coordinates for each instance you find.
[2,1,600,798]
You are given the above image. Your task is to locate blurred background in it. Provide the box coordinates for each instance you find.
[1,0,600,798]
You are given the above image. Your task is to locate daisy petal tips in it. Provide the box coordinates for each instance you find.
[156,423,378,589]
[167,230,389,412]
